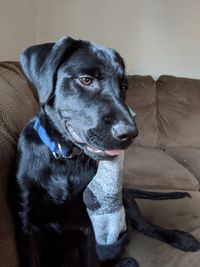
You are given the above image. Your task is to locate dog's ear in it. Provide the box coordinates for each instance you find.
[20,36,78,104]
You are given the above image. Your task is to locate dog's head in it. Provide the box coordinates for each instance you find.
[20,36,138,159]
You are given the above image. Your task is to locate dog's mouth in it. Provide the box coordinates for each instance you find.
[66,122,123,157]
[67,124,84,144]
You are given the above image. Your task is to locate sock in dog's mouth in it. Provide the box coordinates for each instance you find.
[66,122,122,156]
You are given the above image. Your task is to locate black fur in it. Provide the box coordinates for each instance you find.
[11,37,200,267]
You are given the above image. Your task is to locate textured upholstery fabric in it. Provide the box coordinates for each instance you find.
[0,62,38,266]
[123,146,199,191]
[126,76,158,147]
[166,147,200,183]
[157,75,200,148]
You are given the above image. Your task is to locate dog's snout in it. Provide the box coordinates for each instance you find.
[111,121,138,141]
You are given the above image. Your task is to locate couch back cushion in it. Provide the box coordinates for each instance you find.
[157,75,200,148]
[127,75,158,147]
[0,62,38,266]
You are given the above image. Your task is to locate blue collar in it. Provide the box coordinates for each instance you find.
[33,118,72,159]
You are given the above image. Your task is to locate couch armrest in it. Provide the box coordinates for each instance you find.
[0,61,39,267]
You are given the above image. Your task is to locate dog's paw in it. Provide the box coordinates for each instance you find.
[115,257,140,267]
[170,230,200,252]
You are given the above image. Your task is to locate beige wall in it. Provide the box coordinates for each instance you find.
[1,0,200,79]
[0,0,37,61]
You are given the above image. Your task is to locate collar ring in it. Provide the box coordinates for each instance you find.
[52,143,73,159]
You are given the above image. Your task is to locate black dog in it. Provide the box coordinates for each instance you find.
[11,37,200,267]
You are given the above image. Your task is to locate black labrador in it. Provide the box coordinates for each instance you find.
[11,37,200,267]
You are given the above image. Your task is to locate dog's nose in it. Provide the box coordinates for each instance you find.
[111,121,138,141]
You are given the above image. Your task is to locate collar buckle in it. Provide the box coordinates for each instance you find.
[52,143,73,159]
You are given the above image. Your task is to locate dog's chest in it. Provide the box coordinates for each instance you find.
[45,155,97,201]
[25,156,97,229]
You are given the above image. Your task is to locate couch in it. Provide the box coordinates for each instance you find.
[1,62,200,267]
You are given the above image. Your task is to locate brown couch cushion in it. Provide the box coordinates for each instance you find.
[127,75,158,147]
[123,146,199,191]
[157,75,200,148]
[166,147,200,183]
[0,62,38,266]
[123,191,200,267]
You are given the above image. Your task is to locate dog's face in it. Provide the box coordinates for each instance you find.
[20,37,138,159]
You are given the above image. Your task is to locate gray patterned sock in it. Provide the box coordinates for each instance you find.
[83,153,126,259]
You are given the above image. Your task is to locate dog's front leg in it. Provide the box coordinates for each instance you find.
[78,226,101,267]
[78,226,139,267]
[16,230,41,267]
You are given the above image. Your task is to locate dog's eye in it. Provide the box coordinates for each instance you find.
[79,77,93,86]
[121,85,128,91]
[121,83,128,91]
[120,84,128,100]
